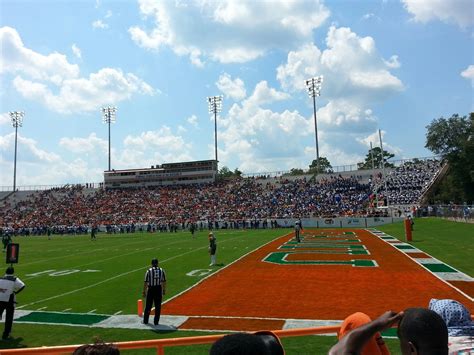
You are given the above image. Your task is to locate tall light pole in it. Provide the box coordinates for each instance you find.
[305,76,323,174]
[10,111,24,192]
[207,96,223,164]
[378,129,389,208]
[102,106,117,171]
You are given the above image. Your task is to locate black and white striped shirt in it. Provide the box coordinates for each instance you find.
[144,267,166,287]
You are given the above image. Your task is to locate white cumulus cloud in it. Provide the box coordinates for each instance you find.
[187,114,198,127]
[0,26,79,85]
[71,44,82,59]
[129,0,330,65]
[461,65,474,86]
[0,113,10,126]
[402,0,473,28]
[1,27,155,114]
[216,73,247,101]
[217,81,312,172]
[59,133,107,154]
[92,20,108,29]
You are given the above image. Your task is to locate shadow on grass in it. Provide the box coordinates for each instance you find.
[149,325,178,334]
[0,336,26,349]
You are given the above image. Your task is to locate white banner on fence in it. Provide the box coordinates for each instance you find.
[275,217,404,228]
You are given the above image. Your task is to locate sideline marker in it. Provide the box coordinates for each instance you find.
[137,299,143,317]
[404,219,413,242]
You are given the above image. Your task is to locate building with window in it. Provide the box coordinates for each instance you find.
[103,160,217,189]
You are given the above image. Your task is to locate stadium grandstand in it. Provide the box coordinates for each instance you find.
[0,157,447,235]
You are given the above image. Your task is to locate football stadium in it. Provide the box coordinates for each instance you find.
[1,1,473,354]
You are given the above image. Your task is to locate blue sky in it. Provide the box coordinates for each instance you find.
[0,0,473,187]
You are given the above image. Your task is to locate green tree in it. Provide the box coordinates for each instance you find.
[289,168,304,176]
[425,113,474,203]
[309,157,332,174]
[357,147,395,170]
[233,168,243,177]
[217,166,243,179]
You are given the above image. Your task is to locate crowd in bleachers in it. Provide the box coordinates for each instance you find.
[375,159,442,205]
[0,159,443,233]
[0,175,374,232]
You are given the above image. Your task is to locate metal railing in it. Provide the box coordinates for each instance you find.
[242,156,441,178]
[0,183,103,192]
[0,325,341,354]
[416,205,473,220]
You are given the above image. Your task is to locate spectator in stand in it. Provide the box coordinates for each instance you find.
[335,312,390,355]
[429,299,474,354]
[73,341,120,354]
[210,331,284,355]
[329,308,449,355]
[0,161,441,232]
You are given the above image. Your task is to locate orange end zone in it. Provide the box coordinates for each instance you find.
[448,281,474,297]
[179,317,286,332]
[163,229,473,326]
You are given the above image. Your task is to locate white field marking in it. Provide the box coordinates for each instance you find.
[19,233,181,267]
[36,307,47,311]
[366,229,474,302]
[18,239,233,309]
[163,232,292,306]
[62,308,71,312]
[23,238,194,281]
[114,311,122,315]
[74,237,200,269]
[87,309,97,313]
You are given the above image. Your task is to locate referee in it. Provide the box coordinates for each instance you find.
[142,258,166,325]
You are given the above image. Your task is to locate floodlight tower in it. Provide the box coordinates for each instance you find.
[207,96,223,163]
[305,76,323,174]
[10,111,24,192]
[102,106,117,171]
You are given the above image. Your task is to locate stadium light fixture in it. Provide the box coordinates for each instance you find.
[9,111,24,192]
[305,76,323,174]
[102,106,117,171]
[207,96,223,164]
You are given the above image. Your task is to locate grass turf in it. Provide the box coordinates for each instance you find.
[378,217,474,275]
[1,218,471,353]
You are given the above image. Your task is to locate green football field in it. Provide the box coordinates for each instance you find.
[1,218,473,354]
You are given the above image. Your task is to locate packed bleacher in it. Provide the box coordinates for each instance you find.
[375,159,442,205]
[0,159,443,234]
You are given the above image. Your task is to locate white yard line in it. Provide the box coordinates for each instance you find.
[20,233,288,310]
[36,306,47,311]
[114,311,122,315]
[18,242,218,309]
[62,308,72,312]
[87,309,97,313]
[20,234,181,268]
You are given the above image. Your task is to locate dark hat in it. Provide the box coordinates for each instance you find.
[6,267,14,275]
[151,258,158,266]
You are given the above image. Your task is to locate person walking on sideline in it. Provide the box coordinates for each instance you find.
[294,220,303,243]
[0,267,25,339]
[209,232,217,266]
[142,258,166,326]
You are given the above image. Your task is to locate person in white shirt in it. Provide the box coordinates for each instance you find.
[0,267,25,340]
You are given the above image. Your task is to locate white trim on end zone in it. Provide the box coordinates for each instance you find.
[366,229,473,302]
